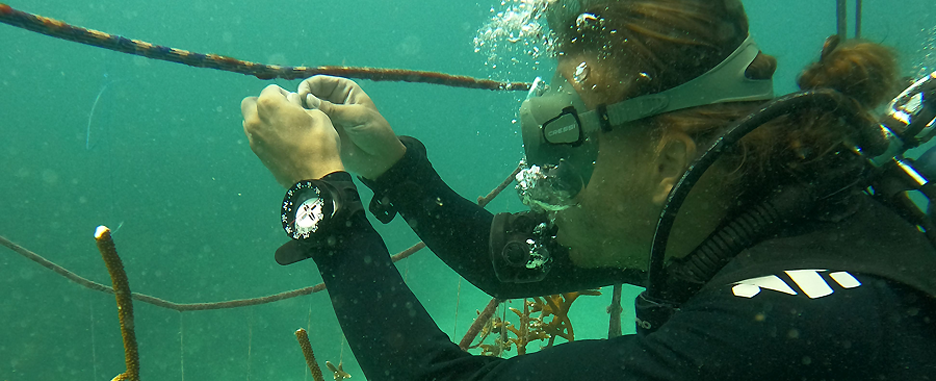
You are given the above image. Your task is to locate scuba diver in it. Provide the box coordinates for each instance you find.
[240,0,936,379]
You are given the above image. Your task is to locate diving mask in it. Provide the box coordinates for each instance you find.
[516,34,775,211]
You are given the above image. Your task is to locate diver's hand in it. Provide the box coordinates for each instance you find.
[298,75,406,180]
[241,84,344,187]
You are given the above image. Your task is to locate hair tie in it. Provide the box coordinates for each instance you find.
[820,35,842,63]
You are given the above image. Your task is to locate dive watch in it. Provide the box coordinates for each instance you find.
[276,171,364,265]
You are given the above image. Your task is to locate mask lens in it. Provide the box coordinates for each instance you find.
[515,158,584,212]
[518,74,596,212]
[526,76,548,100]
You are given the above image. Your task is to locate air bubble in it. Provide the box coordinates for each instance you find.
[473,0,556,80]
[637,72,653,83]
[913,25,936,78]
[575,13,601,33]
[573,61,589,84]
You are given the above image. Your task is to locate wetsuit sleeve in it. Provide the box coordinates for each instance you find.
[313,216,930,381]
[360,136,642,298]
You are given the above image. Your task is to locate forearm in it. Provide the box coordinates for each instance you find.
[311,210,495,381]
[361,137,507,292]
[363,137,644,297]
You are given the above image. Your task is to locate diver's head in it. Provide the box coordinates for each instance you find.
[517,0,772,268]
[518,0,774,209]
[515,0,899,271]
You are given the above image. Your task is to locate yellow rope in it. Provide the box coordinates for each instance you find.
[0,3,532,90]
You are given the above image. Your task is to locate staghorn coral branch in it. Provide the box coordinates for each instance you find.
[295,328,326,381]
[517,299,531,355]
[95,226,140,381]
[459,297,503,350]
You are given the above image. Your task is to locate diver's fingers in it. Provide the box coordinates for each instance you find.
[299,75,375,107]
[240,96,259,147]
[258,83,290,99]
[241,96,259,124]
[242,119,255,147]
[286,92,303,107]
[304,93,323,110]
[255,84,292,119]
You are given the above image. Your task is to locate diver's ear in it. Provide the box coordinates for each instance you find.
[652,133,696,205]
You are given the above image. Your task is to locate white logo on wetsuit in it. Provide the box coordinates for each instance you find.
[732,269,862,299]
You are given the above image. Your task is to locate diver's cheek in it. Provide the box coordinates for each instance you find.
[552,210,574,246]
[554,202,596,243]
[553,212,595,267]
[565,240,606,268]
[566,246,587,267]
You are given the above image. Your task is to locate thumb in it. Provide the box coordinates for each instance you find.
[304,93,323,109]
[315,98,369,127]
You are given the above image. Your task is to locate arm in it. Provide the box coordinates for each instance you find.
[313,207,898,380]
[362,136,644,298]
[286,75,641,297]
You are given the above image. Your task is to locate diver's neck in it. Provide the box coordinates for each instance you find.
[663,180,730,261]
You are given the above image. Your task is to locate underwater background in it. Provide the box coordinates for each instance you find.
[1,0,933,380]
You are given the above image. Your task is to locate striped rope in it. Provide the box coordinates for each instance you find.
[0,3,532,91]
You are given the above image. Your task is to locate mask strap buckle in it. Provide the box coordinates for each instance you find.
[596,104,612,132]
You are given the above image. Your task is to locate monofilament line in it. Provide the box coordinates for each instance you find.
[179,312,185,381]
[305,297,314,381]
[453,279,462,338]
[85,82,112,150]
[91,300,98,381]
[246,308,253,381]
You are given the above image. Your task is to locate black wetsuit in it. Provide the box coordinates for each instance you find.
[306,138,936,381]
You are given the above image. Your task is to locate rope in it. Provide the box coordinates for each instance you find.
[0,165,521,312]
[0,3,532,91]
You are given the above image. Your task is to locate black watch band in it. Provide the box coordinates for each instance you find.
[358,136,430,224]
[275,171,364,265]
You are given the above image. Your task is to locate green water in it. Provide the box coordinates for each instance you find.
[0,1,933,380]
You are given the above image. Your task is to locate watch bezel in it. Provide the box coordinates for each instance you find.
[282,181,337,240]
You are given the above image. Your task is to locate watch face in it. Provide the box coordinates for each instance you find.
[295,197,326,235]
[282,181,335,240]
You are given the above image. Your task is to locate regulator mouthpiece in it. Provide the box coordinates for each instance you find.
[884,72,936,146]
[489,210,559,283]
[863,71,936,167]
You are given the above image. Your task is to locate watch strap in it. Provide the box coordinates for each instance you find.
[358,136,430,224]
